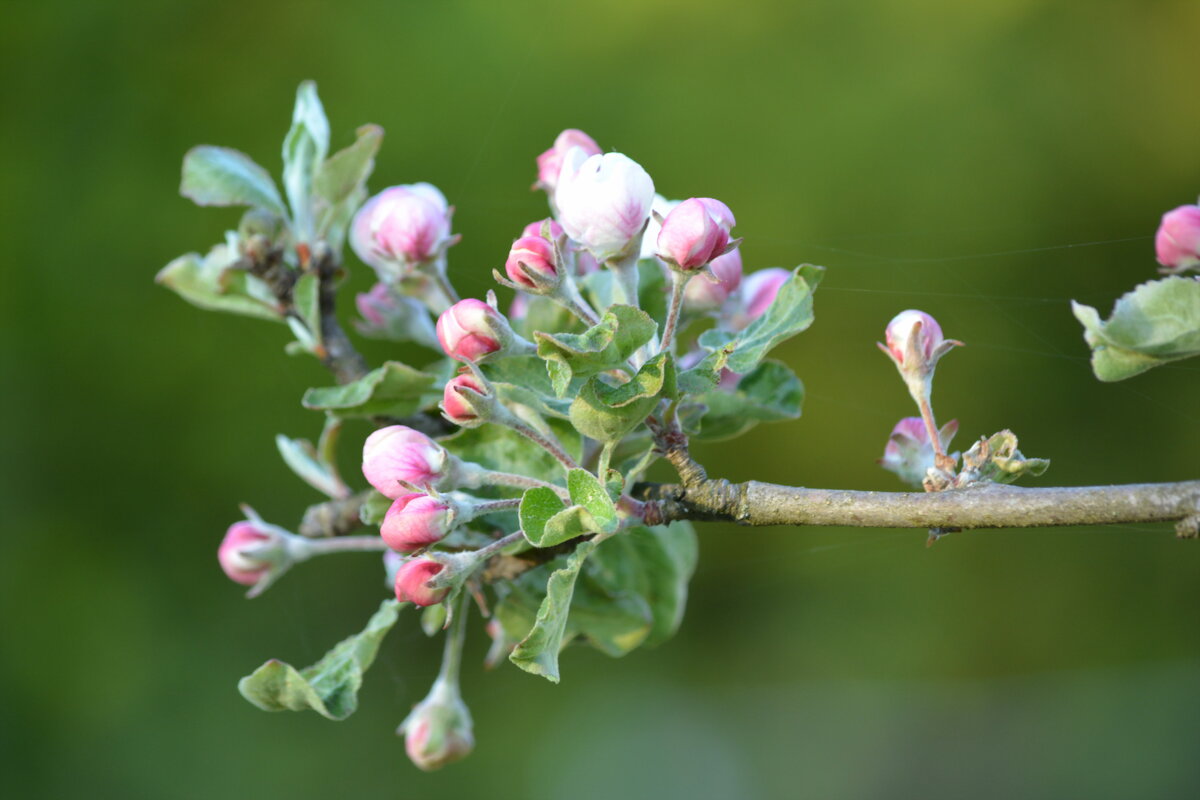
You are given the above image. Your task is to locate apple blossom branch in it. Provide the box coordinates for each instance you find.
[636,477,1200,537]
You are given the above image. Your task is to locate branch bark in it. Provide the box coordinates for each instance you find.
[637,478,1200,537]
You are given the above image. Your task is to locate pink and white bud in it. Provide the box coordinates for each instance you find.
[400,677,475,771]
[218,520,281,586]
[356,282,395,327]
[684,248,743,310]
[508,292,529,322]
[884,310,945,366]
[1155,204,1200,273]
[656,197,736,270]
[436,299,502,362]
[505,235,560,290]
[522,218,565,243]
[554,151,656,262]
[380,493,456,553]
[441,372,490,427]
[394,557,450,607]
[880,417,959,488]
[362,425,452,497]
[535,129,602,193]
[743,268,790,320]
[350,183,455,276]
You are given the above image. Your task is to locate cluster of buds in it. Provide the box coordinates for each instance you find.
[1155,204,1200,274]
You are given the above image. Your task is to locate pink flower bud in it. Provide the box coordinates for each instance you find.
[380,493,455,553]
[436,299,502,361]
[217,520,277,586]
[522,218,565,242]
[880,417,958,488]
[401,678,474,771]
[1155,204,1200,273]
[508,293,529,322]
[505,235,559,289]
[684,248,743,310]
[362,425,451,497]
[741,268,790,321]
[535,129,601,193]
[554,151,656,262]
[884,310,944,366]
[356,282,395,327]
[394,557,450,607]
[656,197,736,270]
[350,183,454,274]
[442,372,489,426]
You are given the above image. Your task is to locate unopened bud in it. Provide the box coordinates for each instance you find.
[555,151,655,262]
[684,248,743,310]
[880,417,959,488]
[350,183,456,279]
[381,493,457,553]
[362,425,454,498]
[394,557,450,607]
[1155,204,1200,273]
[522,218,565,243]
[400,677,474,771]
[441,371,492,428]
[218,520,282,586]
[505,235,560,291]
[436,299,530,363]
[656,197,736,270]
[535,129,601,194]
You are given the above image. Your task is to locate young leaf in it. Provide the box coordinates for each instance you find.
[690,360,804,441]
[567,469,617,531]
[535,305,657,396]
[289,272,322,352]
[237,599,402,720]
[302,361,435,418]
[282,81,331,242]
[359,490,392,525]
[568,353,674,442]
[314,123,383,253]
[519,487,566,547]
[509,540,597,683]
[691,264,823,384]
[180,145,288,218]
[156,247,283,321]
[1072,276,1200,381]
[275,433,345,498]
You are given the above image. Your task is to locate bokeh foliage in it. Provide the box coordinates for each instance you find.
[2,0,1200,797]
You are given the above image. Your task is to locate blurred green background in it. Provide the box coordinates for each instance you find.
[3,0,1200,797]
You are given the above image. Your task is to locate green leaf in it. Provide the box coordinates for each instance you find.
[156,247,283,321]
[359,491,392,525]
[302,361,435,418]
[1072,276,1200,381]
[509,540,597,682]
[969,430,1050,485]
[535,305,657,396]
[420,603,447,636]
[567,469,618,531]
[180,145,288,218]
[282,81,331,242]
[238,599,402,720]
[693,264,823,382]
[287,272,322,353]
[314,124,383,253]
[691,360,804,441]
[568,353,673,442]
[519,487,566,547]
[275,433,343,497]
[588,525,696,652]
